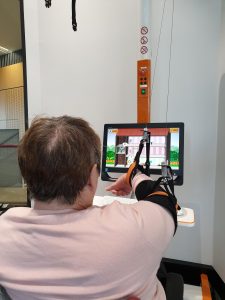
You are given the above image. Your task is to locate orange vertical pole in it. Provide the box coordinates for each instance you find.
[138,0,151,123]
[201,274,212,300]
[137,59,151,123]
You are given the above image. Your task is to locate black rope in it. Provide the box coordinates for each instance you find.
[72,0,77,31]
[44,0,78,31]
[45,0,51,8]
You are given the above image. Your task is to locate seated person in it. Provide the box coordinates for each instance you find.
[0,116,177,300]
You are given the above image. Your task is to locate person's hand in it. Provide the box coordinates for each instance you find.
[105,174,132,196]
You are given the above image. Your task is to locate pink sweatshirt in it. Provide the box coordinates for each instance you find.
[0,175,174,300]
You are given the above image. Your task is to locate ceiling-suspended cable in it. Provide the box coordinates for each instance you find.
[45,0,51,8]
[150,0,176,124]
[165,0,175,123]
[44,0,78,31]
[72,0,77,31]
[151,0,167,91]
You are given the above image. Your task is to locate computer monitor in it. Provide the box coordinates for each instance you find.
[101,122,184,185]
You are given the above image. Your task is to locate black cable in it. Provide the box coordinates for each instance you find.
[72,0,77,31]
[44,0,78,32]
[165,0,175,123]
[152,0,167,92]
[145,132,151,176]
[45,0,51,8]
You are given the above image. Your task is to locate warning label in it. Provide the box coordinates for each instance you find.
[140,46,148,55]
[141,26,148,35]
[141,36,148,44]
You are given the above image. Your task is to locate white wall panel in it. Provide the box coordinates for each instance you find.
[213,0,225,283]
[23,0,222,265]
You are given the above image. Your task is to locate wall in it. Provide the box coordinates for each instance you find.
[0,63,25,136]
[24,0,138,125]
[213,0,225,282]
[23,0,221,265]
[23,0,139,204]
[150,0,221,265]
[0,63,23,90]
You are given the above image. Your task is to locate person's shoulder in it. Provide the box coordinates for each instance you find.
[98,200,151,228]
[103,199,166,215]
[99,199,161,216]
[0,207,32,219]
[102,200,174,240]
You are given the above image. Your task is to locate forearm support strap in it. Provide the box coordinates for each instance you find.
[135,180,178,234]
[125,162,137,186]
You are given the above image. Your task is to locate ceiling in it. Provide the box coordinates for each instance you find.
[0,0,22,56]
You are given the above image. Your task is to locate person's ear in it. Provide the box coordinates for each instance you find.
[88,164,99,191]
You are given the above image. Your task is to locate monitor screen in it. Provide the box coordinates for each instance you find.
[101,123,184,185]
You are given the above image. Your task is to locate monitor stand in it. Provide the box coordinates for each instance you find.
[101,172,117,182]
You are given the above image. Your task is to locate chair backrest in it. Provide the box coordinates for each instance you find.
[0,286,12,300]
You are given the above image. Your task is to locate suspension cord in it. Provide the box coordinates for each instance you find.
[45,0,52,8]
[166,0,175,123]
[151,0,167,91]
[72,0,77,31]
[44,0,77,31]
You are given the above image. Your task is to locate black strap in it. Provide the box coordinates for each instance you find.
[144,195,178,234]
[133,138,151,176]
[145,142,150,175]
[135,179,178,234]
[72,0,77,31]
[134,140,144,165]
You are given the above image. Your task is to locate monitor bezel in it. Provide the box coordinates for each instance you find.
[101,122,184,185]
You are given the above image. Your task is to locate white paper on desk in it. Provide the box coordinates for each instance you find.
[177,207,195,227]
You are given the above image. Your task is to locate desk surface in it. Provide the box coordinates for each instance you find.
[0,187,27,204]
[0,192,195,227]
[93,196,195,227]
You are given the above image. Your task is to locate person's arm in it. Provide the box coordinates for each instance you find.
[106,173,177,234]
[133,173,177,233]
[105,174,132,196]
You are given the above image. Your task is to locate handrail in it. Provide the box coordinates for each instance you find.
[0,132,19,146]
[0,86,24,92]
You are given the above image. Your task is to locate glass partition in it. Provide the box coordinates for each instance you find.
[0,0,28,210]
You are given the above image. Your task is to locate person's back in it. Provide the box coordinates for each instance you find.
[0,200,174,299]
[0,116,176,299]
